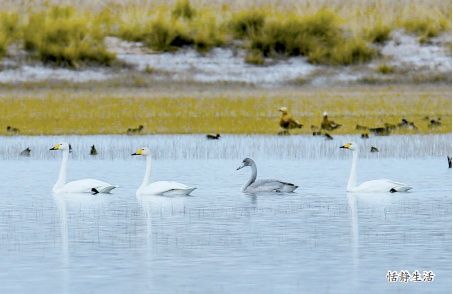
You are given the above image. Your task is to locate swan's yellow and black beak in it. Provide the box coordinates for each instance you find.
[340,143,352,149]
[236,163,246,170]
[131,148,143,156]
[50,144,61,151]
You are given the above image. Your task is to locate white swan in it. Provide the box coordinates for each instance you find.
[340,142,412,193]
[132,147,196,196]
[50,143,118,194]
[236,158,298,193]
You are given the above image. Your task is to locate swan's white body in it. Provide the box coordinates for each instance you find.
[52,144,118,194]
[342,142,412,193]
[134,148,195,196]
[237,158,298,193]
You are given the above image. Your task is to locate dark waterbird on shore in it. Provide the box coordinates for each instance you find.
[20,147,31,157]
[278,107,302,135]
[90,145,98,156]
[397,118,417,130]
[321,112,341,131]
[127,125,144,135]
[369,127,391,136]
[356,124,368,131]
[206,133,221,140]
[370,146,379,153]
[6,126,19,134]
[448,156,452,168]
[428,119,442,128]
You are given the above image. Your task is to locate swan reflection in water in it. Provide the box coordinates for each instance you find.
[53,193,111,292]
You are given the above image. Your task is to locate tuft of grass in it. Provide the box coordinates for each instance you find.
[172,0,196,20]
[377,64,394,74]
[230,9,266,39]
[0,12,20,58]
[329,38,376,65]
[364,22,392,44]
[402,17,449,43]
[23,6,115,67]
[244,49,265,65]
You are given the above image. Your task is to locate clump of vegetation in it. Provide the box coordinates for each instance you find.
[402,17,449,43]
[246,10,375,65]
[329,38,376,65]
[364,22,392,44]
[230,9,266,38]
[23,6,114,67]
[377,64,395,74]
[0,12,20,57]
[172,0,196,20]
[244,49,265,65]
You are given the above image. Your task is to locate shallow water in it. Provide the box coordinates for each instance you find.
[0,136,451,293]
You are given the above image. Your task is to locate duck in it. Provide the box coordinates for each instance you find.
[127,125,144,135]
[321,112,341,131]
[370,146,379,153]
[206,133,221,140]
[90,145,98,156]
[50,143,118,194]
[340,142,412,193]
[236,158,298,193]
[20,147,31,157]
[428,119,441,128]
[132,147,196,196]
[356,124,368,131]
[6,126,19,134]
[278,107,303,134]
[368,127,391,136]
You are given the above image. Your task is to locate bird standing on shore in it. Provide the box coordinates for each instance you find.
[278,107,303,135]
[321,112,341,131]
[90,145,98,156]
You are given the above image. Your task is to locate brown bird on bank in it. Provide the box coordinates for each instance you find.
[206,133,221,140]
[127,125,144,135]
[90,145,98,156]
[370,146,379,153]
[20,147,31,157]
[428,119,441,128]
[369,127,391,136]
[278,107,303,134]
[321,112,341,131]
[397,118,417,130]
[6,126,19,134]
[356,124,368,131]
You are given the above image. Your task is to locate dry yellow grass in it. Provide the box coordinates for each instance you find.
[0,85,450,135]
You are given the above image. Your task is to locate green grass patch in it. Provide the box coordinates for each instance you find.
[23,6,114,67]
[377,64,395,74]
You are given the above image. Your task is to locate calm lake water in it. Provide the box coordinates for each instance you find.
[0,135,451,293]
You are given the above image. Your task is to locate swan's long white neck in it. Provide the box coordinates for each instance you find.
[141,155,152,188]
[347,149,358,191]
[243,162,257,191]
[55,150,69,190]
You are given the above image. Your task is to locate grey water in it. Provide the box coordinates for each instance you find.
[0,135,451,293]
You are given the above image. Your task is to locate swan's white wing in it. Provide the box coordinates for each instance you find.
[352,179,412,193]
[139,181,195,196]
[247,179,298,193]
[56,179,117,194]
